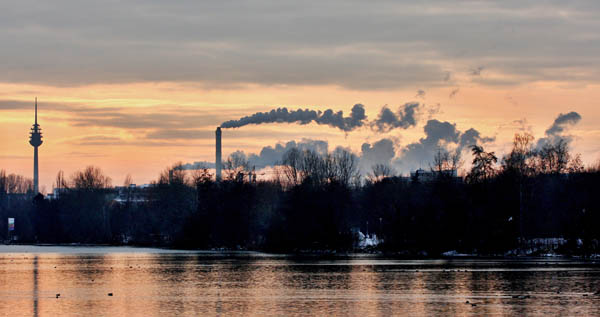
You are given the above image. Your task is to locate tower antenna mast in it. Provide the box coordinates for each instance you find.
[29,97,43,194]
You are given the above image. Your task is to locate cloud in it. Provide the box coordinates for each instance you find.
[226,137,396,175]
[459,128,495,149]
[360,138,396,172]
[221,104,367,132]
[179,138,332,170]
[180,161,215,170]
[0,100,35,110]
[393,119,493,173]
[2,2,600,88]
[246,139,329,168]
[545,111,582,136]
[0,99,77,111]
[537,111,582,147]
[415,89,426,99]
[371,102,421,132]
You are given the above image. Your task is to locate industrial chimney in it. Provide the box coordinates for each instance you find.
[215,127,222,181]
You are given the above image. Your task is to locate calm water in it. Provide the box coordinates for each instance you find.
[1,246,600,316]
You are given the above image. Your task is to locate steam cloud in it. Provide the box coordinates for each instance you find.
[371,102,421,133]
[537,111,582,147]
[247,139,328,168]
[221,104,367,132]
[545,112,582,136]
[393,119,494,173]
[360,138,396,172]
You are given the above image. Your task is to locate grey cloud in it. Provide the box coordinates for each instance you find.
[0,99,77,111]
[69,106,225,131]
[244,139,328,168]
[459,128,495,149]
[0,100,34,110]
[226,137,393,175]
[394,119,493,173]
[2,1,600,88]
[221,104,367,132]
[545,111,582,136]
[180,161,215,170]
[371,102,420,132]
[360,138,396,172]
[537,111,582,147]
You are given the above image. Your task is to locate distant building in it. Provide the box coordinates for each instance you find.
[410,168,459,183]
[113,184,153,204]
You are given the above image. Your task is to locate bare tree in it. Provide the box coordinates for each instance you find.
[586,158,600,173]
[332,149,360,187]
[502,132,536,177]
[367,163,395,183]
[190,166,213,185]
[535,138,570,174]
[158,163,188,185]
[281,148,303,186]
[55,170,68,190]
[431,147,462,177]
[71,166,112,190]
[224,151,249,181]
[568,153,584,173]
[301,149,326,186]
[123,174,133,187]
[0,170,33,194]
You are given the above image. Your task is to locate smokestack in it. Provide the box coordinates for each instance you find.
[216,127,222,181]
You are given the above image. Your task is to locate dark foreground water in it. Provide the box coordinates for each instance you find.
[1,246,600,316]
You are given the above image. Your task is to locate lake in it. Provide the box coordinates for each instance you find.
[1,246,599,316]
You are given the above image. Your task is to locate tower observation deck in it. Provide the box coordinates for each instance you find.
[29,98,43,194]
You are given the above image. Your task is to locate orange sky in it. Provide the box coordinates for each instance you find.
[1,2,599,191]
[1,80,598,192]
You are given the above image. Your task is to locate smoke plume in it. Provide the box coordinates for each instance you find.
[221,104,367,132]
[545,112,581,136]
[371,102,421,133]
[537,111,581,147]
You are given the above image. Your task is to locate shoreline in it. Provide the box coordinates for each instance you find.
[1,244,599,260]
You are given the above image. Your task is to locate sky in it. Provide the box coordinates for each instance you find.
[1,1,599,191]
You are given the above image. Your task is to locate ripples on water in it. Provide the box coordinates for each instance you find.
[0,246,599,316]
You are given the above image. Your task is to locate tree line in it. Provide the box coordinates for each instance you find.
[1,133,599,255]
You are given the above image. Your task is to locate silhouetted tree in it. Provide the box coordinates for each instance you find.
[367,163,395,183]
[466,145,497,183]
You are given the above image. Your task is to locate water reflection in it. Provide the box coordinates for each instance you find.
[0,251,599,316]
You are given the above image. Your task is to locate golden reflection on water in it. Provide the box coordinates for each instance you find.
[0,252,599,316]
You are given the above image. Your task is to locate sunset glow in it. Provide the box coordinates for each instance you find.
[1,1,599,190]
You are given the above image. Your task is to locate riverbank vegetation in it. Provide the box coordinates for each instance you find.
[1,133,599,256]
